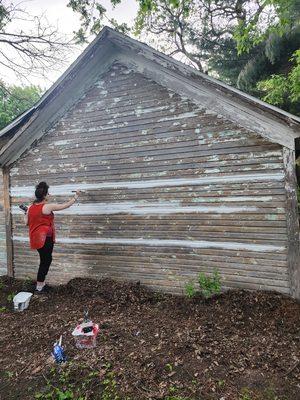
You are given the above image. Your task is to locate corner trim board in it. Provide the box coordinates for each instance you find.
[3,168,14,277]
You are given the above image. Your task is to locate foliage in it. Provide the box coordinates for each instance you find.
[257,49,300,114]
[7,292,16,302]
[67,0,130,43]
[198,269,222,299]
[34,362,119,400]
[68,1,300,115]
[0,84,42,130]
[101,364,120,400]
[234,0,300,54]
[185,269,222,299]
[239,388,253,400]
[184,281,196,298]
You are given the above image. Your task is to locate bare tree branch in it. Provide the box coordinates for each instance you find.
[0,1,76,84]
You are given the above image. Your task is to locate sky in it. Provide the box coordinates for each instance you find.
[4,0,139,88]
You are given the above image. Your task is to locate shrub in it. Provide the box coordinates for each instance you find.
[198,270,221,299]
[184,281,196,298]
[184,269,222,299]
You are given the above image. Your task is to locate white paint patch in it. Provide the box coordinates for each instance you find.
[10,168,19,176]
[11,172,285,197]
[13,235,285,253]
[94,81,105,88]
[204,168,221,174]
[157,111,199,122]
[12,202,261,216]
[135,105,169,116]
[53,139,73,146]
[191,196,273,203]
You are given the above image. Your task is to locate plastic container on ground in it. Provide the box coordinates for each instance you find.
[13,292,33,311]
[72,323,99,349]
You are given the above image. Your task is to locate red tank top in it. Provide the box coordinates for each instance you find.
[28,203,56,249]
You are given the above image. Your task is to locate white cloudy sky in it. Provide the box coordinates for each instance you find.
[4,0,138,88]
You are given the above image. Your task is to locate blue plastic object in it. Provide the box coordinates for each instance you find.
[52,336,67,363]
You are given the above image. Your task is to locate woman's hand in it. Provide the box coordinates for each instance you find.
[43,191,81,214]
[73,190,80,201]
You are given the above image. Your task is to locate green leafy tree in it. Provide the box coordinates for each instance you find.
[67,0,130,43]
[68,0,260,74]
[0,84,42,130]
[68,0,300,114]
[257,49,300,114]
[234,0,300,54]
[233,0,300,112]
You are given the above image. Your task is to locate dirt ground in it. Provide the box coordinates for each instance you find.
[0,276,299,400]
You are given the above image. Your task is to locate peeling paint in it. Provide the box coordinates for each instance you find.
[13,235,285,252]
[12,202,265,216]
[157,111,199,122]
[53,139,72,146]
[11,172,285,197]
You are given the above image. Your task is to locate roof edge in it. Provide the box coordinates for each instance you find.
[0,26,112,139]
[105,27,300,128]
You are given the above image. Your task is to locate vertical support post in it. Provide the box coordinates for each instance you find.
[3,167,13,277]
[282,147,300,299]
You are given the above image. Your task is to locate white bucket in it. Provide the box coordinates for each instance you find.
[13,292,33,311]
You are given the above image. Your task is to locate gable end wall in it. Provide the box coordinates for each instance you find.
[8,63,293,295]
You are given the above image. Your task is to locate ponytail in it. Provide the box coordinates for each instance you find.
[34,182,49,203]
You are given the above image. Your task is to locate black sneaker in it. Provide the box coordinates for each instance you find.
[34,285,51,295]
[34,288,46,295]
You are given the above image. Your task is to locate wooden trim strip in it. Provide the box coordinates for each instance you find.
[282,147,300,299]
[3,168,13,277]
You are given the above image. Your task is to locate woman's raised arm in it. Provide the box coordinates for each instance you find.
[42,192,79,214]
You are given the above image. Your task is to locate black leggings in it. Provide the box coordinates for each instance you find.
[37,237,54,282]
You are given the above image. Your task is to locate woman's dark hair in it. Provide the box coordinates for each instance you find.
[34,182,49,203]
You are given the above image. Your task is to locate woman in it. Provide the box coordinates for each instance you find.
[24,182,79,294]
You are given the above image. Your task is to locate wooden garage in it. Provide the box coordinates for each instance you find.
[0,27,299,298]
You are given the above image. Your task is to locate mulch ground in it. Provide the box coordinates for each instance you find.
[0,276,299,400]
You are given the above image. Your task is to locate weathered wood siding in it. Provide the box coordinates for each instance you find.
[9,63,290,294]
[0,172,7,275]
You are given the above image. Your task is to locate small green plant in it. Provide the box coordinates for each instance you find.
[217,379,225,387]
[168,385,177,393]
[35,388,76,399]
[184,269,222,299]
[165,363,173,372]
[198,269,221,299]
[184,281,196,298]
[0,306,7,312]
[0,280,4,290]
[239,388,253,400]
[34,363,98,400]
[4,370,14,379]
[7,292,16,302]
[262,387,285,400]
[102,369,120,400]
